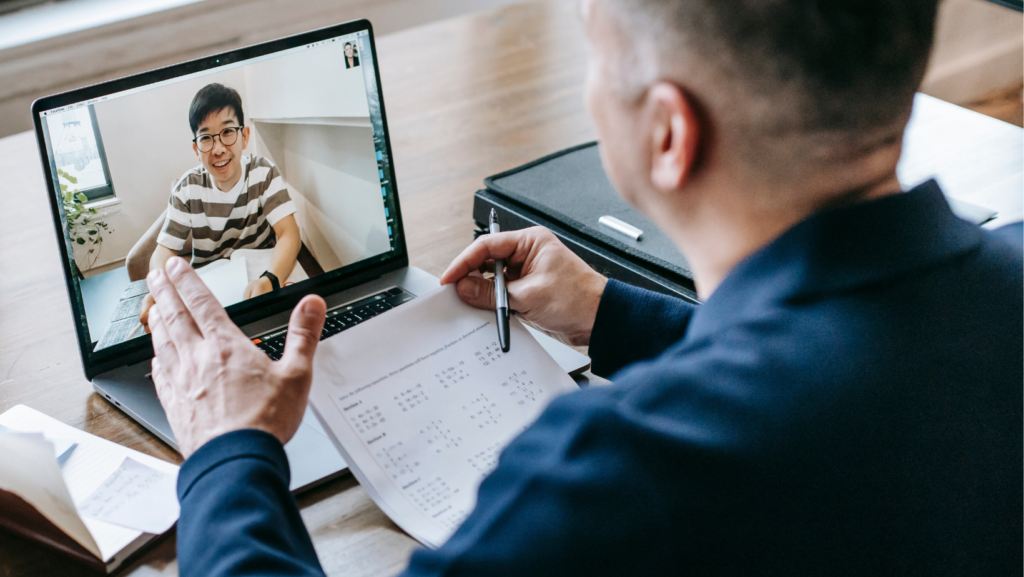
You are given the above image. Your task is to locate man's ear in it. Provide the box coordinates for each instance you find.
[646,82,699,194]
[192,141,199,157]
[242,126,251,150]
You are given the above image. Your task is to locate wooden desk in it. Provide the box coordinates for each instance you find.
[0,0,594,574]
[4,1,1018,574]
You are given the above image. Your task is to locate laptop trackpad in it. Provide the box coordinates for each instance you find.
[284,407,347,492]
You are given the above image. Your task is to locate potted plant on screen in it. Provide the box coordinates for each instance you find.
[58,168,111,277]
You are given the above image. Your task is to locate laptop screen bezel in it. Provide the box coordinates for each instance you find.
[31,19,410,380]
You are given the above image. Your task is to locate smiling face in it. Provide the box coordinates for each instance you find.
[193,107,250,192]
[345,44,354,58]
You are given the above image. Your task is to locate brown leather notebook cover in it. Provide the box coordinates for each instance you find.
[0,488,104,572]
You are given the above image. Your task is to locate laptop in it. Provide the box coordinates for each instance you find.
[31,20,589,493]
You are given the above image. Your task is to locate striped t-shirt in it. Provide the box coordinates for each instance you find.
[158,155,297,266]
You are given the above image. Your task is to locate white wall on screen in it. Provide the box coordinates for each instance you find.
[252,121,388,271]
[244,43,370,122]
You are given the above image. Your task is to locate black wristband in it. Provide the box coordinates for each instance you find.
[260,271,281,291]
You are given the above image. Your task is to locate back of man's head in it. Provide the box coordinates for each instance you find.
[604,0,939,173]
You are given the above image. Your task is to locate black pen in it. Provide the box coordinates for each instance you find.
[489,209,511,352]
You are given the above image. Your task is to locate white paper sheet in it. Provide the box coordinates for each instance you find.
[78,457,179,535]
[0,423,76,462]
[0,405,180,561]
[309,285,579,548]
[900,93,1024,228]
[195,255,250,308]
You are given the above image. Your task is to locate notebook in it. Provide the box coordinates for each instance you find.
[0,405,179,573]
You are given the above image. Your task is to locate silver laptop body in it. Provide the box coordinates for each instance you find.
[33,20,588,493]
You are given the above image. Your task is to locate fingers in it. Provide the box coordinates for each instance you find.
[279,295,327,374]
[440,231,529,285]
[456,276,496,310]
[150,356,172,403]
[138,294,155,326]
[150,355,184,432]
[147,264,202,348]
[163,257,233,337]
[148,306,181,370]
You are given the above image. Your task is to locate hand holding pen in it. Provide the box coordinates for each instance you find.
[440,226,609,348]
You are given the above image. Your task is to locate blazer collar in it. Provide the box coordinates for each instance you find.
[686,180,984,341]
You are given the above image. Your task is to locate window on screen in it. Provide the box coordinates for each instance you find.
[45,106,115,202]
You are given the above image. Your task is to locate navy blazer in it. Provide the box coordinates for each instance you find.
[176,181,1022,576]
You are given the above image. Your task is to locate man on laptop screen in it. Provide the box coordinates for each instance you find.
[39,33,397,352]
[138,83,302,330]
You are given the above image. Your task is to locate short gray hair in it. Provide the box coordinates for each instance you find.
[602,0,939,164]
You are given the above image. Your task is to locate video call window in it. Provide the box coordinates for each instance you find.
[40,31,399,354]
[45,106,115,202]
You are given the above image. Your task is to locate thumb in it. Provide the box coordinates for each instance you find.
[456,276,496,310]
[280,295,327,373]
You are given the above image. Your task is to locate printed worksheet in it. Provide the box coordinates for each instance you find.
[309,285,579,548]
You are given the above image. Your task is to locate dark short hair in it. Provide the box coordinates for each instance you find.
[612,0,939,133]
[188,83,244,135]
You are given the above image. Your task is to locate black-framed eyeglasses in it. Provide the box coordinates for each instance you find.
[193,126,243,153]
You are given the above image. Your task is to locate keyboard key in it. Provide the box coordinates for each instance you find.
[385,293,415,306]
[370,301,392,313]
[351,307,377,321]
[387,287,404,295]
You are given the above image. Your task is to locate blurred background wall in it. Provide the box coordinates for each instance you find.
[920,0,1023,126]
[0,0,526,139]
[1,0,1020,141]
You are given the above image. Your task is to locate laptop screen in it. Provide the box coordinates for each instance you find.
[35,25,404,357]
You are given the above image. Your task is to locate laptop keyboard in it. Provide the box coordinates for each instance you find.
[251,287,415,361]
